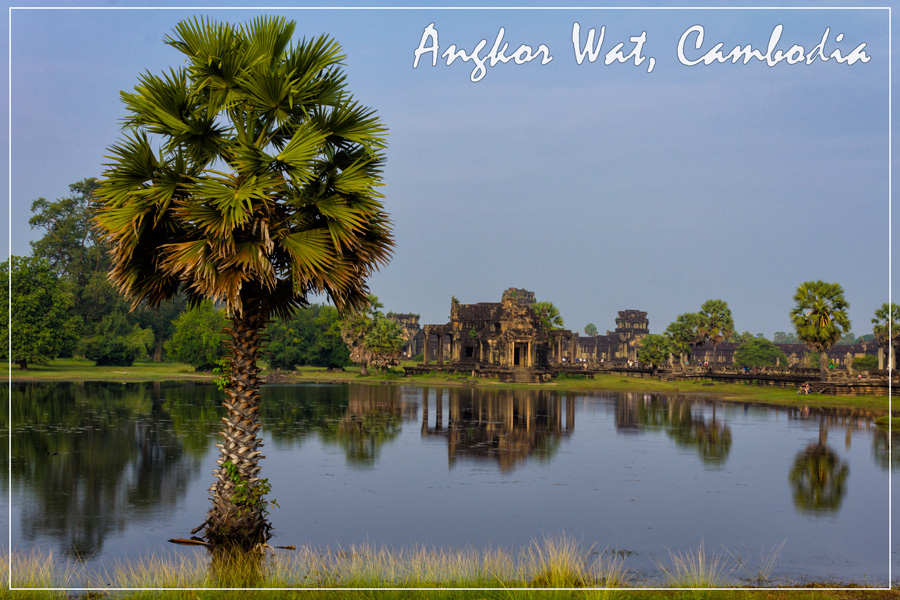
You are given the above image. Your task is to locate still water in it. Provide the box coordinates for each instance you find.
[3,381,894,586]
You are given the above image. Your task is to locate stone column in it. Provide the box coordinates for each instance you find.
[438,335,444,365]
[423,332,430,364]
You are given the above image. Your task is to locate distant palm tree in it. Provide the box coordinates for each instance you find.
[94,16,393,549]
[698,299,734,364]
[872,302,899,370]
[533,301,564,331]
[789,281,850,381]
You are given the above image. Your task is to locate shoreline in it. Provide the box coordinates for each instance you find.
[9,359,891,415]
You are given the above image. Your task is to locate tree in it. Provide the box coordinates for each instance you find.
[773,331,799,344]
[665,312,704,368]
[789,280,851,381]
[93,16,392,549]
[872,303,899,370]
[266,304,349,370]
[584,323,598,337]
[730,331,756,344]
[636,334,670,367]
[532,301,564,331]
[838,331,858,345]
[698,299,734,360]
[164,302,228,371]
[339,296,402,375]
[733,338,788,367]
[0,257,79,369]
[80,311,154,366]
[29,178,107,285]
[363,316,404,371]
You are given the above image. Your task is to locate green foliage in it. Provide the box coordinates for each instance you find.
[266,304,350,370]
[852,355,878,369]
[221,460,278,516]
[637,334,671,366]
[733,338,788,367]
[872,302,899,348]
[773,331,799,344]
[665,312,704,359]
[0,256,79,368]
[364,317,405,370]
[339,296,403,373]
[94,15,393,320]
[699,299,734,347]
[584,323,598,336]
[533,301,564,331]
[81,311,155,366]
[838,331,858,345]
[163,302,228,371]
[790,280,851,357]
[730,331,757,344]
[28,178,107,285]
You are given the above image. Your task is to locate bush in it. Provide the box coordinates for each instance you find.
[852,355,878,370]
[81,311,154,366]
[411,352,424,362]
[164,302,228,371]
[265,305,350,370]
[734,338,788,367]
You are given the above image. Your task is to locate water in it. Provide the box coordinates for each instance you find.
[3,381,894,586]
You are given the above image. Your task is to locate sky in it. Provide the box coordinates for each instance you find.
[2,1,895,339]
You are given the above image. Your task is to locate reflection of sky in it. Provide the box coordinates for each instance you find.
[8,383,888,586]
[4,5,893,338]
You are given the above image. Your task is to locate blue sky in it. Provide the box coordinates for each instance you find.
[3,2,894,339]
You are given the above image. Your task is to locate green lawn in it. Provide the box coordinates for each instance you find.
[8,357,215,382]
[8,359,892,414]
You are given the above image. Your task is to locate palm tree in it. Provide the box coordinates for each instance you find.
[872,303,899,370]
[94,16,393,549]
[533,301,564,331]
[789,281,850,381]
[698,299,734,364]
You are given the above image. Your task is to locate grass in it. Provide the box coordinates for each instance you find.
[9,358,891,413]
[653,542,732,588]
[8,358,214,382]
[2,537,897,599]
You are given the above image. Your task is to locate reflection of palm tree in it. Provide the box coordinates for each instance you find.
[872,429,900,471]
[788,415,849,513]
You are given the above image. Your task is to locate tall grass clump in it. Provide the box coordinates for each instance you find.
[726,540,786,587]
[520,534,627,588]
[3,548,76,597]
[280,544,518,587]
[654,542,733,588]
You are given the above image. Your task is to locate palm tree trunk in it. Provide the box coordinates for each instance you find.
[878,347,885,370]
[203,309,271,549]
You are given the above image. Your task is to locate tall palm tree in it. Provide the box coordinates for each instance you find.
[698,299,734,364]
[789,281,850,381]
[872,302,899,370]
[94,16,393,548]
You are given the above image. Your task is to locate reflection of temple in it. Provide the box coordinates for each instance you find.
[419,387,574,472]
[414,288,648,382]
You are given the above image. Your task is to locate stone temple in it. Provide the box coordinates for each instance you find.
[410,288,648,382]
